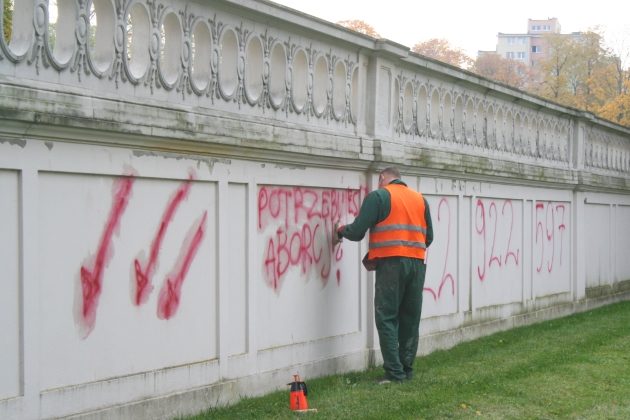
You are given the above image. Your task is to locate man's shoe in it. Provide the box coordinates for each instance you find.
[405,371,413,381]
[376,376,402,385]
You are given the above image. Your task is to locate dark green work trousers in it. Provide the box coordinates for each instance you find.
[374,256,426,381]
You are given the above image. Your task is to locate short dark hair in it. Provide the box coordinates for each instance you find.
[380,167,401,179]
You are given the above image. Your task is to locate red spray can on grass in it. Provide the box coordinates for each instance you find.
[288,374,309,411]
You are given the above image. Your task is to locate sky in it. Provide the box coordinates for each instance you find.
[271,0,630,59]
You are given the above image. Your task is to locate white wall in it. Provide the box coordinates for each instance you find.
[1,137,628,418]
[615,205,630,282]
[0,139,373,418]
[584,197,630,289]
[1,1,629,418]
[0,169,20,401]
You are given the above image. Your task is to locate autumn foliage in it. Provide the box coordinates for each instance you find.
[411,31,630,128]
[598,80,630,126]
[473,54,531,90]
[3,0,12,42]
[344,19,629,127]
[336,19,380,39]
[411,38,473,68]
[525,31,630,127]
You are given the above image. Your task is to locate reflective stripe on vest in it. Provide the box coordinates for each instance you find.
[371,224,427,234]
[370,240,426,249]
[368,184,427,260]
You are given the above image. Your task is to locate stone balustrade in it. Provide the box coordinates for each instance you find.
[1,1,630,419]
[2,0,628,182]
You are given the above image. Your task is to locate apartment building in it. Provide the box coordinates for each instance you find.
[495,18,561,68]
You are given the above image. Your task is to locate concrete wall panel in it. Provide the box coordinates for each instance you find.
[256,185,363,349]
[532,201,572,297]
[472,197,524,307]
[38,172,218,389]
[615,205,630,282]
[0,169,21,400]
[1,0,629,417]
[585,204,612,288]
[227,183,248,357]
[424,195,459,317]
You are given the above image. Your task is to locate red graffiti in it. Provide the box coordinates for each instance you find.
[258,186,362,230]
[157,211,208,320]
[488,202,502,269]
[76,171,209,338]
[502,200,520,266]
[475,199,488,281]
[259,186,362,291]
[424,198,455,300]
[475,198,520,281]
[79,176,134,336]
[133,176,193,305]
[556,205,566,265]
[535,202,567,273]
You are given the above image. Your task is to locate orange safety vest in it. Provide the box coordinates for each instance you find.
[368,183,427,260]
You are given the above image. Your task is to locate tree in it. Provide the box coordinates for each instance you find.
[564,31,613,112]
[411,38,473,69]
[530,30,630,127]
[611,55,630,96]
[473,53,531,89]
[336,20,380,38]
[598,79,630,126]
[532,33,574,102]
[3,0,13,42]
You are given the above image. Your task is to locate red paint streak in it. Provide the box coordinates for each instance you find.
[263,222,330,290]
[258,185,362,291]
[423,287,438,300]
[556,204,566,265]
[475,199,487,281]
[133,177,193,305]
[311,224,323,264]
[475,198,522,282]
[79,176,134,336]
[502,200,520,265]
[535,202,545,273]
[258,186,366,291]
[157,211,207,320]
[546,204,555,273]
[488,202,502,268]
[424,198,456,301]
[257,188,268,229]
[535,201,569,275]
[264,237,278,289]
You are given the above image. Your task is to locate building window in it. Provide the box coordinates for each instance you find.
[517,52,526,59]
[531,46,541,53]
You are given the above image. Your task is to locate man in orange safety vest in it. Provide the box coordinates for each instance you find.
[335,167,433,384]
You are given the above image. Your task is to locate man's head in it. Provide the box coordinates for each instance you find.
[378,167,401,188]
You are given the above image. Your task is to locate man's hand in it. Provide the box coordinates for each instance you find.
[332,223,344,247]
[362,253,377,271]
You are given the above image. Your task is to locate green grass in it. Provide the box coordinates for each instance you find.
[186,301,630,419]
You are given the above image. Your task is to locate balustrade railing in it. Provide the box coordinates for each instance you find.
[1,0,629,179]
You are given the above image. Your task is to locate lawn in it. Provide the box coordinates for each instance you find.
[185,300,630,419]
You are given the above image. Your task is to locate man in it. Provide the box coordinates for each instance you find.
[334,167,433,384]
